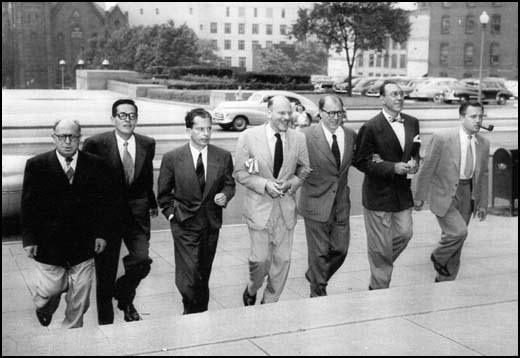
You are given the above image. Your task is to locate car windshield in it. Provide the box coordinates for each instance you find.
[248,93,263,102]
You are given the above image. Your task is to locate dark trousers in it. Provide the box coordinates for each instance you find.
[95,210,152,325]
[171,219,220,314]
[304,204,350,297]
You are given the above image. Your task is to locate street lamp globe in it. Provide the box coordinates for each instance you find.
[102,59,110,68]
[479,11,489,25]
[77,59,84,66]
[59,59,66,66]
[477,11,489,103]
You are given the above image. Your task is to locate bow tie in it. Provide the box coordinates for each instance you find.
[390,116,404,123]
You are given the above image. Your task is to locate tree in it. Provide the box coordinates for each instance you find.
[255,41,328,75]
[196,39,226,67]
[256,46,295,74]
[292,2,411,96]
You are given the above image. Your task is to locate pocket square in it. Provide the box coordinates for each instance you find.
[244,158,259,174]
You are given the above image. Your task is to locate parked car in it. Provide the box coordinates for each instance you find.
[408,77,458,102]
[442,78,513,105]
[504,80,518,99]
[212,90,319,131]
[402,78,428,98]
[351,77,378,95]
[364,77,412,97]
[333,77,362,93]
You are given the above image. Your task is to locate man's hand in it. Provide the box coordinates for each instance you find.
[94,238,107,254]
[475,207,488,221]
[150,207,159,218]
[276,180,292,195]
[295,165,313,180]
[24,245,38,259]
[265,181,284,198]
[214,193,228,207]
[372,154,383,163]
[414,200,424,211]
[407,159,419,174]
[394,162,411,175]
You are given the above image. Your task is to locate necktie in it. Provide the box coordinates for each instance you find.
[331,134,341,170]
[273,133,283,179]
[464,135,473,179]
[196,152,205,193]
[65,157,74,184]
[122,141,134,185]
[390,116,404,123]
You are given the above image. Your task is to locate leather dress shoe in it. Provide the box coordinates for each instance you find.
[118,303,141,322]
[36,309,52,327]
[430,254,450,276]
[242,286,256,306]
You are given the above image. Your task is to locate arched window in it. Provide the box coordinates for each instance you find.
[440,43,449,65]
[441,16,450,34]
[464,43,474,66]
[490,43,500,66]
[465,15,475,34]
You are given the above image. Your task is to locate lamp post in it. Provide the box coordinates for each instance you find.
[77,59,84,69]
[477,11,489,103]
[102,59,109,69]
[59,59,66,89]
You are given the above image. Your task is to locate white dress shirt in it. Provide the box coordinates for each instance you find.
[114,132,136,166]
[383,109,405,151]
[320,121,345,162]
[459,127,477,179]
[189,141,208,181]
[265,123,286,160]
[56,150,78,173]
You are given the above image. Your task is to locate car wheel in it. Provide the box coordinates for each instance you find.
[219,124,232,130]
[433,94,444,103]
[232,116,248,131]
[496,95,507,105]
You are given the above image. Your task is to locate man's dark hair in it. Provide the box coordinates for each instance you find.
[112,99,138,117]
[185,108,212,128]
[459,101,484,117]
[379,80,400,97]
[318,95,344,110]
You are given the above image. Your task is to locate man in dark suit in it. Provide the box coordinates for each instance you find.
[82,99,158,324]
[353,81,420,290]
[157,108,235,314]
[22,119,109,328]
[298,95,356,297]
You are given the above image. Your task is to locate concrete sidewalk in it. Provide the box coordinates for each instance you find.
[2,211,518,355]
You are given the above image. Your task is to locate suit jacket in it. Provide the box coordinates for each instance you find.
[82,131,158,231]
[298,124,356,223]
[414,129,490,217]
[353,112,420,212]
[21,150,111,266]
[234,124,310,230]
[157,143,235,231]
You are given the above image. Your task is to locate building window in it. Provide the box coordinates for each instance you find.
[401,42,407,50]
[465,15,475,34]
[266,41,273,48]
[376,54,382,67]
[490,43,500,66]
[254,8,258,17]
[225,57,232,67]
[252,40,260,49]
[200,24,203,31]
[383,53,389,68]
[384,37,390,50]
[225,23,231,34]
[210,22,217,33]
[224,40,231,50]
[211,40,218,50]
[239,23,245,34]
[392,40,398,50]
[357,52,364,67]
[238,40,245,50]
[252,24,259,34]
[266,24,273,35]
[266,8,273,18]
[140,8,143,15]
[491,15,501,34]
[155,8,159,15]
[369,54,374,67]
[440,43,449,65]
[441,16,450,34]
[239,57,246,68]
[376,73,381,77]
[280,25,287,35]
[281,9,286,18]
[400,54,406,68]
[239,7,245,17]
[463,72,473,78]
[439,72,448,77]
[391,54,397,68]
[464,43,474,66]
[226,7,230,17]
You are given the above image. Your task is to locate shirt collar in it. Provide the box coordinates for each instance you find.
[189,141,208,157]
[382,108,402,123]
[265,123,286,141]
[56,150,78,168]
[114,132,135,145]
[320,121,342,137]
[459,126,479,144]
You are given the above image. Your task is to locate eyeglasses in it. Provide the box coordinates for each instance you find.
[386,91,405,98]
[321,109,346,119]
[115,112,138,121]
[53,134,80,142]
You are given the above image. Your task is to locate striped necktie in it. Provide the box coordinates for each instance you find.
[65,157,74,184]
[123,141,134,185]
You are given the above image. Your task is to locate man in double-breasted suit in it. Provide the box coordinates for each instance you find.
[353,81,420,290]
[82,99,158,324]
[414,102,489,282]
[234,95,310,305]
[157,108,235,314]
[22,119,109,328]
[298,95,356,297]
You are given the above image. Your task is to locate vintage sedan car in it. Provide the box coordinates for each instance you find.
[351,77,378,95]
[443,78,513,105]
[212,90,319,131]
[408,77,458,102]
[364,77,413,97]
[333,77,362,93]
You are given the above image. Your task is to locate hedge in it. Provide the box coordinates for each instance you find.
[146,88,210,104]
[167,81,313,91]
[234,72,310,85]
[168,66,234,79]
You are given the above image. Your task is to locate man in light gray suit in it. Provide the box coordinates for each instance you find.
[298,95,356,297]
[234,95,310,305]
[414,101,489,282]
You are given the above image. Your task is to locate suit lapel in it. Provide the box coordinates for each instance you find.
[50,151,71,187]
[376,113,403,158]
[450,131,461,174]
[402,117,414,160]
[256,126,274,177]
[180,144,203,197]
[134,134,146,181]
[473,134,485,180]
[204,145,220,198]
[108,131,125,183]
[314,124,337,169]
[340,126,353,171]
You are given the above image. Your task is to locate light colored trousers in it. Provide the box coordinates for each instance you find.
[363,207,413,289]
[33,258,94,328]
[247,200,294,304]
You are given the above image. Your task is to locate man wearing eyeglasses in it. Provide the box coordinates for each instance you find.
[297,95,356,297]
[353,81,420,290]
[83,99,158,324]
[21,119,110,328]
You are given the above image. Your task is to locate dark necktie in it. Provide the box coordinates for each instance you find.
[390,116,404,123]
[122,141,134,185]
[196,152,205,193]
[65,157,74,184]
[332,134,341,170]
[464,135,473,179]
[273,133,283,179]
